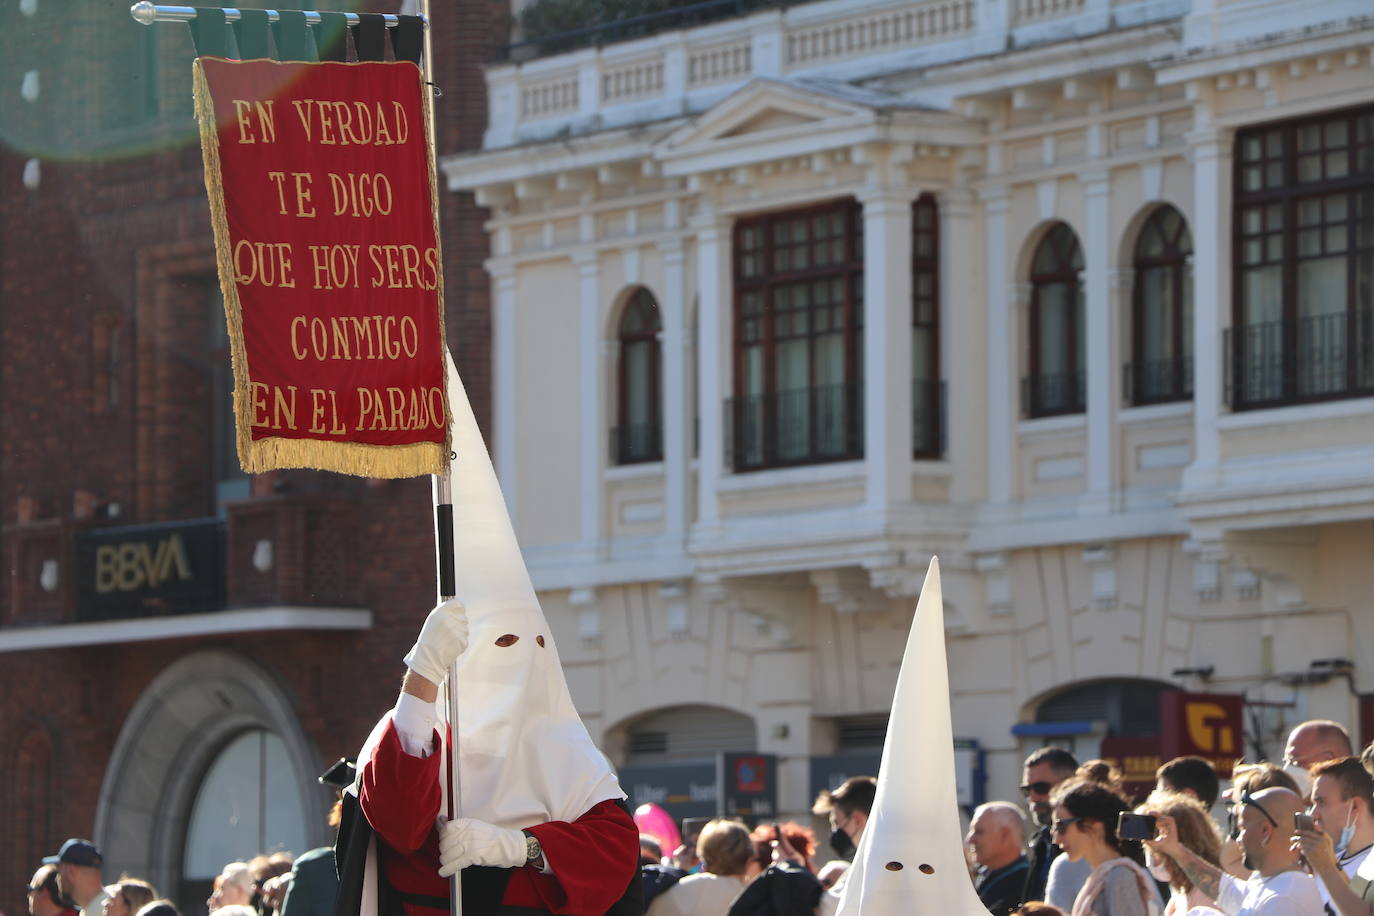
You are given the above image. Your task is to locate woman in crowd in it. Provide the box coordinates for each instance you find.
[101,878,157,916]
[746,822,818,877]
[646,819,754,916]
[1141,792,1225,916]
[1051,779,1162,916]
[1045,761,1129,911]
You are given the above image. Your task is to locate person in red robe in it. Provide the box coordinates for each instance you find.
[342,358,641,916]
[356,642,641,915]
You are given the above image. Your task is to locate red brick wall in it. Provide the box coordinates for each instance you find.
[0,1,502,912]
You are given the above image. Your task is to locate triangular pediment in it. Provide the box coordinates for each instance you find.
[719,107,816,137]
[660,78,887,152]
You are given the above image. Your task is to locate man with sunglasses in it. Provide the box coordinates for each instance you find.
[1147,786,1323,915]
[1017,746,1079,905]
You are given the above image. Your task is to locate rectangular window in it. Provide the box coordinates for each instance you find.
[729,200,864,471]
[1229,104,1374,409]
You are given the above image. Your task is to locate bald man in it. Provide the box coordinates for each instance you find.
[1287,721,1354,797]
[1149,786,1323,915]
[966,803,1029,916]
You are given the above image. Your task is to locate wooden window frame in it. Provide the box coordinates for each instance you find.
[731,198,864,471]
[1231,102,1374,409]
[912,194,942,457]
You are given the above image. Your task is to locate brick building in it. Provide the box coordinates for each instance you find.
[0,2,498,912]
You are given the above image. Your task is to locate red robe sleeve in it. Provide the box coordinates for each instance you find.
[359,719,443,855]
[503,798,639,916]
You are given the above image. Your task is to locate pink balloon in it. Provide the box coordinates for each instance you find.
[634,802,682,852]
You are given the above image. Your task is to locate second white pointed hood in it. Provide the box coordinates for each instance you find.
[836,558,994,915]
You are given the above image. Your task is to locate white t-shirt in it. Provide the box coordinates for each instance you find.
[1316,844,1373,915]
[1215,869,1325,916]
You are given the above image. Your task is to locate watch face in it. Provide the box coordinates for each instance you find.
[526,834,540,861]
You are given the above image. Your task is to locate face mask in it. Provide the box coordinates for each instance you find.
[1336,804,1358,858]
[830,826,856,860]
[1284,763,1314,799]
[1145,850,1172,884]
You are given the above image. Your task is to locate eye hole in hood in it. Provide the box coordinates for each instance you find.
[536,635,545,647]
[495,634,519,647]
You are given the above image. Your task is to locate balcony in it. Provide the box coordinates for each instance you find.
[1022,369,1086,418]
[1225,312,1374,411]
[726,382,863,471]
[611,421,665,464]
[1124,356,1193,406]
[480,0,1194,149]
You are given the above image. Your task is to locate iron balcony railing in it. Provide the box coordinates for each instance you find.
[726,382,864,471]
[1022,369,1086,418]
[610,421,664,465]
[1123,356,1193,406]
[1225,312,1374,410]
[913,379,945,458]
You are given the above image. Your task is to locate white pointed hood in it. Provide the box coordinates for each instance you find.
[835,558,994,915]
[351,354,625,829]
[439,351,625,828]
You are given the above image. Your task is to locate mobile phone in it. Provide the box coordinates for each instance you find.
[1118,812,1158,841]
[1295,813,1315,832]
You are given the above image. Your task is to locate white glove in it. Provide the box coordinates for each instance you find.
[402,598,470,685]
[437,818,528,875]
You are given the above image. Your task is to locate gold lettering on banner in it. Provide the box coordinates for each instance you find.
[288,314,421,361]
[327,172,393,217]
[233,240,296,288]
[266,171,317,218]
[94,534,193,593]
[291,98,407,145]
[249,381,298,429]
[356,387,444,431]
[368,245,438,290]
[232,99,276,143]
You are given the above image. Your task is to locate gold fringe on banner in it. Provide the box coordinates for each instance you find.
[192,58,447,479]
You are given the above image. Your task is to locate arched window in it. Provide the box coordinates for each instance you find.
[614,289,662,465]
[1026,224,1086,417]
[1130,206,1194,405]
[912,194,942,457]
[182,729,310,907]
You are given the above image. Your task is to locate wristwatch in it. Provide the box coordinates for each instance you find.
[523,831,542,866]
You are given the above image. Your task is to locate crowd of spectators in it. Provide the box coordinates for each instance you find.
[39,717,1374,916]
[965,717,1374,916]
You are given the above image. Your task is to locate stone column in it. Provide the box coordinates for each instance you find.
[1083,172,1114,513]
[695,214,730,527]
[860,190,915,513]
[659,239,688,547]
[1184,127,1233,491]
[981,186,1014,508]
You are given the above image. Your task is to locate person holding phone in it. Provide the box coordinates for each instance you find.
[1137,793,1225,916]
[1147,786,1323,916]
[1049,780,1162,916]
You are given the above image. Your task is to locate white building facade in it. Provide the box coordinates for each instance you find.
[443,0,1374,818]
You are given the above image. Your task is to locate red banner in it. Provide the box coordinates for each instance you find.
[194,58,448,477]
